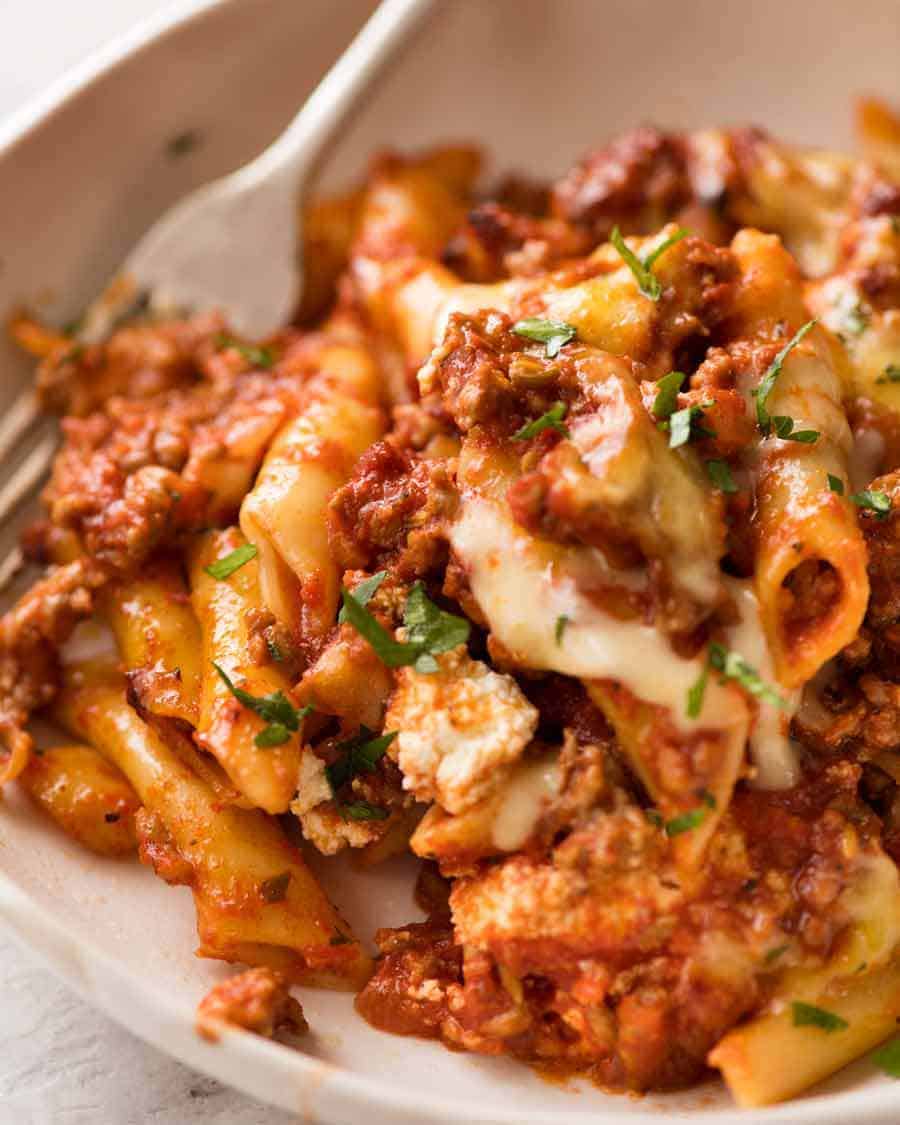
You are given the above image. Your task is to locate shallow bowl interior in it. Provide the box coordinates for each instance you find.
[0,1,898,1121]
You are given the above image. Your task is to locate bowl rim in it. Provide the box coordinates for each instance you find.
[0,2,896,1121]
[0,0,223,160]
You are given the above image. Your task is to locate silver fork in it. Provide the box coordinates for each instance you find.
[0,0,436,589]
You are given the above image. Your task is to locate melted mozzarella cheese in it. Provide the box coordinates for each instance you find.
[848,424,886,493]
[723,579,801,789]
[450,496,740,735]
[491,756,560,852]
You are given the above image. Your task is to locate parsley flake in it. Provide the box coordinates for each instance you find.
[338,571,387,624]
[827,473,845,495]
[769,415,819,443]
[555,615,571,645]
[876,364,900,385]
[764,944,789,964]
[651,371,687,420]
[840,299,869,337]
[753,320,818,433]
[665,806,709,837]
[253,723,291,747]
[326,728,397,793]
[260,871,291,903]
[511,317,577,358]
[61,344,84,365]
[791,1002,848,1033]
[513,402,569,440]
[851,489,891,519]
[340,580,470,674]
[872,1036,900,1077]
[709,643,786,709]
[611,226,688,301]
[204,542,258,580]
[214,333,278,369]
[212,663,312,747]
[167,130,201,159]
[667,403,713,449]
[340,801,389,821]
[706,460,738,493]
[686,664,709,718]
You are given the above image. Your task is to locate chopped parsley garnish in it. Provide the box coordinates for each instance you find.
[511,317,577,358]
[840,299,869,337]
[664,805,711,837]
[827,473,845,495]
[769,415,819,443]
[791,1002,848,1033]
[214,332,278,369]
[326,728,397,792]
[645,809,664,828]
[61,344,84,365]
[555,615,571,645]
[753,320,818,433]
[513,401,569,440]
[167,129,200,159]
[706,460,738,493]
[687,643,786,717]
[259,872,291,903]
[611,226,688,301]
[764,944,789,964]
[338,571,387,624]
[403,581,471,671]
[709,643,786,708]
[851,489,892,519]
[872,1036,900,1077]
[651,370,687,420]
[212,663,312,747]
[876,364,900,385]
[686,663,709,719]
[643,228,691,269]
[340,580,470,674]
[667,403,713,449]
[340,801,389,821]
[253,724,293,747]
[204,542,257,580]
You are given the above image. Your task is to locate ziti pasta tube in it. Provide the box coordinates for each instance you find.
[54,660,370,988]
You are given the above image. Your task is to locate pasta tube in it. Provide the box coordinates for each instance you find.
[189,528,304,814]
[710,852,900,1105]
[730,230,869,688]
[99,557,202,725]
[54,661,370,988]
[18,743,139,857]
[239,342,384,646]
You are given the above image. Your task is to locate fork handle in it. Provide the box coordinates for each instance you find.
[233,0,438,192]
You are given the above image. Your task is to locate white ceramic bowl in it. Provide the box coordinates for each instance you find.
[2,1,900,1121]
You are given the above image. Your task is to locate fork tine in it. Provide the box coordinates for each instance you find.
[0,430,57,525]
[0,546,24,594]
[0,390,40,464]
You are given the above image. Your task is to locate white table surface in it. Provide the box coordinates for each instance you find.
[0,3,299,1122]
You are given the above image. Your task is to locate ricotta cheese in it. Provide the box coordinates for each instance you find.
[384,647,538,814]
